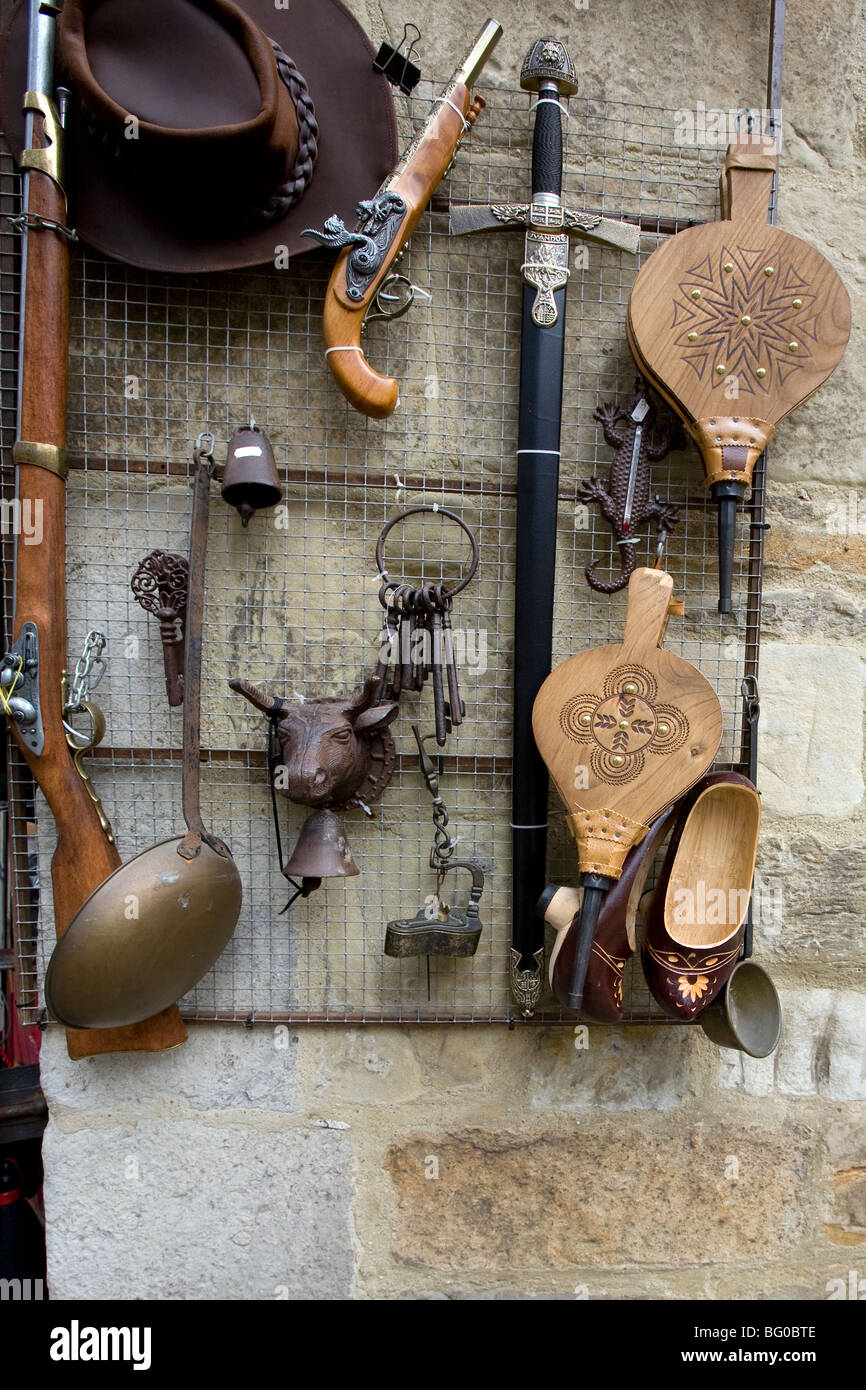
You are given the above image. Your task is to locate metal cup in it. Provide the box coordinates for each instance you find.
[699,959,782,1058]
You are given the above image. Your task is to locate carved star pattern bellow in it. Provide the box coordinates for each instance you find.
[670,243,819,396]
[559,664,689,785]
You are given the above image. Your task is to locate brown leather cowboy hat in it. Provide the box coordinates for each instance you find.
[0,0,397,273]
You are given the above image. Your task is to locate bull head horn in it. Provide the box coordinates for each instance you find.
[345,675,398,732]
[345,675,382,717]
[229,677,280,716]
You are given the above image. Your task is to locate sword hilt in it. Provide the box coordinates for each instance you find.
[520,38,578,199]
[531,82,564,197]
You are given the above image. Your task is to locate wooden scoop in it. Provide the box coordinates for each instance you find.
[628,135,850,612]
[532,568,722,1010]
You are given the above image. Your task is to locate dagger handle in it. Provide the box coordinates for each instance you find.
[532,80,564,197]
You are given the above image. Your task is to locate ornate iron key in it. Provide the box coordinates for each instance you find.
[131,549,189,706]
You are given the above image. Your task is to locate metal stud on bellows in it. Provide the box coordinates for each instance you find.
[220,420,283,526]
[519,37,578,94]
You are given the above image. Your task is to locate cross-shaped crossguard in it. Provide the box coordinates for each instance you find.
[448,41,641,329]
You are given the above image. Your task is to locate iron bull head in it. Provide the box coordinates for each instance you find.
[229,676,399,810]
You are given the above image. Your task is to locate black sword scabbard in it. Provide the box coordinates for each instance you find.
[511,40,575,1014]
[512,283,565,986]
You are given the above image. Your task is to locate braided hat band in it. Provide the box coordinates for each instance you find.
[255,38,319,223]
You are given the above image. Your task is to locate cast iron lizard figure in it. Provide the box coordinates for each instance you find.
[579,376,683,593]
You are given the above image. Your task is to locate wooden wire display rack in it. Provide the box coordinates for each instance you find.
[1,80,768,1028]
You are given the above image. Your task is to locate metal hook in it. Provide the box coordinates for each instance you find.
[412,723,440,794]
[654,509,671,567]
[740,674,760,721]
[6,211,79,243]
[374,505,480,600]
[399,22,421,61]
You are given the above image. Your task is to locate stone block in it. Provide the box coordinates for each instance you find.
[40,1021,298,1116]
[757,643,865,818]
[384,1122,813,1269]
[42,1118,355,1300]
[824,1165,866,1248]
[755,834,866,966]
[310,1028,427,1106]
[718,988,866,1100]
[527,1025,696,1112]
[760,585,865,646]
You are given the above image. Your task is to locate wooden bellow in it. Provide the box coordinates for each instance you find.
[532,568,723,1010]
[628,133,850,611]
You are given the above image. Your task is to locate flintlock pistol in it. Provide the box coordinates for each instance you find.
[303,18,502,418]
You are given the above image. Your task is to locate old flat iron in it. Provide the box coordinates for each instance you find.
[385,726,485,958]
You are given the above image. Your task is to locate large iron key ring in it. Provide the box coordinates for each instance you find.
[375,505,479,599]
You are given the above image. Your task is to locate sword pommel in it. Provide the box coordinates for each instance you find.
[520,37,578,96]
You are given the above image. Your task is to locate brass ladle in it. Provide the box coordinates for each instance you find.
[45,435,242,1028]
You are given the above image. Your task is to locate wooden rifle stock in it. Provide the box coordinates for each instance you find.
[11,63,186,1056]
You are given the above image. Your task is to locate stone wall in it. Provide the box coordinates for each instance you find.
[39,0,866,1299]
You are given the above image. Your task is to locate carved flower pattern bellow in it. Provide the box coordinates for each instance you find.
[559,664,689,785]
[671,243,818,396]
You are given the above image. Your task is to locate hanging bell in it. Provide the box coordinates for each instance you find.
[220,419,283,526]
[282,809,360,894]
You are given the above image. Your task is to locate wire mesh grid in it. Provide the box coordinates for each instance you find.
[1,80,766,1027]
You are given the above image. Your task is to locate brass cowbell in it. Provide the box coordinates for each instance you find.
[220,420,283,526]
[281,808,360,896]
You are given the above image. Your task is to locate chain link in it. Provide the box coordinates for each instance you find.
[65,630,107,713]
[431,798,455,865]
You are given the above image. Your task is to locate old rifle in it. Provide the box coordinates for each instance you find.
[302,17,502,418]
[2,0,186,1057]
[451,38,640,1015]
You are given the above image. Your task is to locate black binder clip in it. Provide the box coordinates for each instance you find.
[373,22,422,94]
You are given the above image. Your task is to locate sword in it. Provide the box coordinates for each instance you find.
[473,37,638,1018]
[505,39,578,1015]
